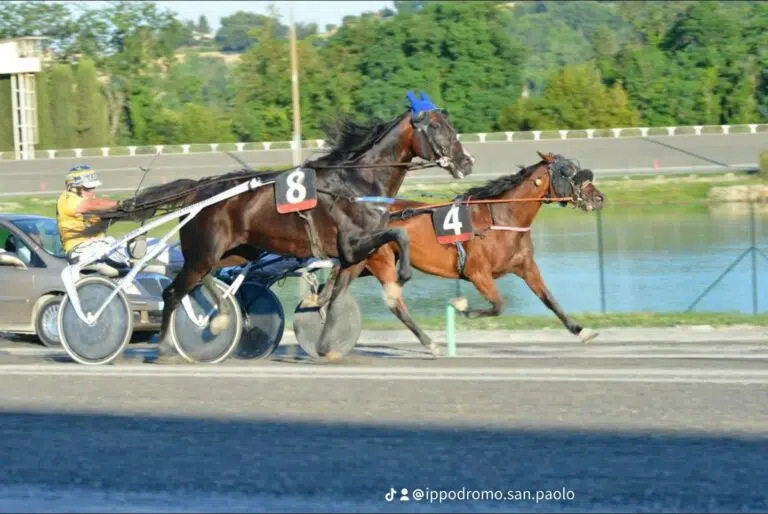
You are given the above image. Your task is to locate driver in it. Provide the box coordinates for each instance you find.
[56,164,129,277]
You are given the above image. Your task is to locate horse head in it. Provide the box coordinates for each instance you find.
[406,91,474,180]
[537,151,604,212]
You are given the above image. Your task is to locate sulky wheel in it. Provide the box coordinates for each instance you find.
[232,281,285,360]
[293,285,362,359]
[169,278,242,364]
[58,276,133,365]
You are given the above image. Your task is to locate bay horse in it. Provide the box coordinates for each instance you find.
[360,151,604,356]
[109,91,474,362]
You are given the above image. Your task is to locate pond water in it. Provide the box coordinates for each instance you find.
[268,204,768,323]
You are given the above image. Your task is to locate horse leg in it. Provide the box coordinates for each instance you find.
[366,246,439,356]
[151,264,209,362]
[299,262,341,309]
[454,269,505,319]
[315,263,366,360]
[338,227,411,300]
[200,273,233,336]
[520,258,598,343]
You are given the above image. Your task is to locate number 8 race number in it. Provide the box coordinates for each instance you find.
[433,203,473,244]
[275,168,318,213]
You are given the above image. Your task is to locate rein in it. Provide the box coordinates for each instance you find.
[389,195,573,220]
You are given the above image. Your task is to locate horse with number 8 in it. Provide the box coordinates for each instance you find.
[360,151,605,356]
[109,91,474,362]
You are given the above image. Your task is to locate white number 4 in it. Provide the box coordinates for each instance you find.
[286,170,307,203]
[443,205,463,234]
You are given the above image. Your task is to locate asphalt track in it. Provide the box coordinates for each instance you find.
[1,329,768,512]
[0,132,766,197]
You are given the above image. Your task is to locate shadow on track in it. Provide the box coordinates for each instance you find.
[0,411,766,512]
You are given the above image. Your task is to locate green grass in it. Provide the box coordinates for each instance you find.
[361,311,768,330]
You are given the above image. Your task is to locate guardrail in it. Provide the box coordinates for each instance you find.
[1,122,767,161]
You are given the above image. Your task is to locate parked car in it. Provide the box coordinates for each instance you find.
[0,213,170,347]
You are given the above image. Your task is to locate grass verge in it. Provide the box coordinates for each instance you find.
[360,311,768,330]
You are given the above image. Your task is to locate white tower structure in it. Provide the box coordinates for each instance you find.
[0,37,44,160]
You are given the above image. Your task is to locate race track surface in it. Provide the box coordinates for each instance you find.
[1,133,765,196]
[1,331,768,512]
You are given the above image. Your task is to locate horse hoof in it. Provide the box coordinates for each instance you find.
[209,313,230,335]
[450,296,468,312]
[579,328,599,344]
[429,343,442,358]
[324,350,344,362]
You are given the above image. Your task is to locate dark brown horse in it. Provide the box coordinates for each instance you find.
[109,92,474,361]
[360,151,604,356]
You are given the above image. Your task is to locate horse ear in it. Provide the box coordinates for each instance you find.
[537,150,555,163]
[406,90,419,111]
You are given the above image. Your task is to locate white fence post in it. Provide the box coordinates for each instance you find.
[316,139,325,148]
[181,144,190,154]
[478,133,486,143]
[640,128,649,137]
[694,126,702,135]
[611,128,622,138]
[155,145,164,154]
[235,142,245,152]
[749,124,758,134]
[263,142,272,150]
[505,132,514,142]
[47,150,56,159]
[559,130,568,140]
[209,143,218,152]
[586,129,595,139]
[74,148,83,158]
[289,140,298,150]
[128,146,137,156]
[532,131,541,141]
[721,125,730,135]
[101,147,110,157]
[666,127,676,136]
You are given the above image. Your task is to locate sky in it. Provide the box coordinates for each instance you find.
[150,1,396,31]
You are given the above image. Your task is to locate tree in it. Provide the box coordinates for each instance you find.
[73,57,109,148]
[35,68,53,150]
[198,14,210,34]
[48,63,76,149]
[497,63,639,130]
[73,1,185,143]
[215,11,287,52]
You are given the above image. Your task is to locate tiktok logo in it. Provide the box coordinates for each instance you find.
[385,488,410,502]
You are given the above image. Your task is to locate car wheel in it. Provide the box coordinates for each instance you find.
[34,295,62,347]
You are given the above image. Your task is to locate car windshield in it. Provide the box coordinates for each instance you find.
[10,218,66,259]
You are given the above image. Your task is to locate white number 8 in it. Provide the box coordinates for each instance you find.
[286,170,307,203]
[443,205,463,234]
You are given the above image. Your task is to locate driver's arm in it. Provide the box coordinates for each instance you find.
[75,197,119,214]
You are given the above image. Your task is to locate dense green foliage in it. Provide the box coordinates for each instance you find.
[0,0,766,151]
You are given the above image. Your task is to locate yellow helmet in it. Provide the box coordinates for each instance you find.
[65,165,102,189]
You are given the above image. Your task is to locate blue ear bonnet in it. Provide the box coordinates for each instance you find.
[406,90,438,113]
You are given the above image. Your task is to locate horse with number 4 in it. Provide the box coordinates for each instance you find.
[359,151,605,356]
[56,90,474,365]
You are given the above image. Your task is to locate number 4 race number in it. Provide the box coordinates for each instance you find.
[275,168,318,214]
[432,204,473,244]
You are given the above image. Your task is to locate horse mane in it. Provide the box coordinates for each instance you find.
[306,110,409,166]
[127,168,282,214]
[114,109,410,219]
[456,160,545,200]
